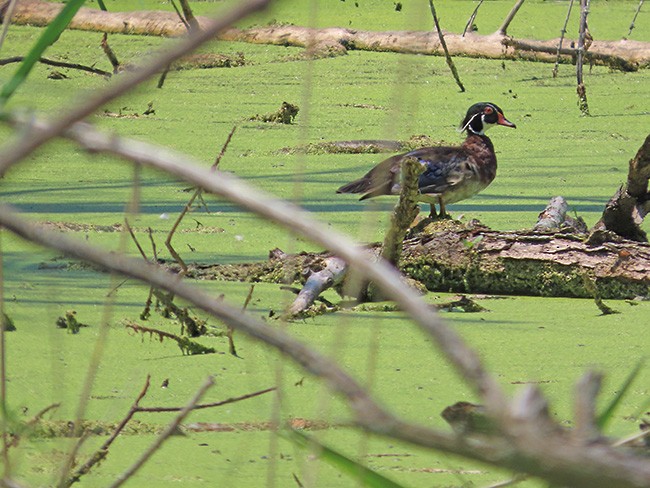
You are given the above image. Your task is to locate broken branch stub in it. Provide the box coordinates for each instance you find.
[595,133,650,241]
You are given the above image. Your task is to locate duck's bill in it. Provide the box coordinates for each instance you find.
[497,112,516,128]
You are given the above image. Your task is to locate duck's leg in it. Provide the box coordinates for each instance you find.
[438,198,450,219]
[428,203,438,219]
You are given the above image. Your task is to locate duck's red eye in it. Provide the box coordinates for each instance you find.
[484,106,494,114]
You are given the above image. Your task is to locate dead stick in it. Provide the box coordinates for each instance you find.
[227,284,254,357]
[497,0,526,36]
[553,0,575,78]
[169,0,190,31]
[156,65,171,89]
[178,0,199,32]
[108,376,214,488]
[576,0,590,115]
[100,33,120,74]
[135,386,275,413]
[462,0,484,37]
[379,157,424,267]
[147,227,157,261]
[627,0,645,38]
[0,56,111,77]
[287,257,347,315]
[365,157,423,301]
[124,218,148,261]
[0,222,9,478]
[428,1,465,92]
[572,371,602,445]
[533,196,568,232]
[164,126,237,275]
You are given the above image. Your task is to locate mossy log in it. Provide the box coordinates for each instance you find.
[3,0,649,69]
[176,218,650,300]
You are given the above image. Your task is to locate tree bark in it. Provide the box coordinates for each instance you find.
[2,0,649,69]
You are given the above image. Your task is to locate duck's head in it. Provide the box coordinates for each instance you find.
[459,102,516,135]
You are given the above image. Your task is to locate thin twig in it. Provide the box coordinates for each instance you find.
[0,233,9,480]
[63,376,152,487]
[100,33,120,74]
[178,0,200,32]
[553,0,575,78]
[497,0,526,36]
[576,0,591,115]
[428,0,465,92]
[169,0,190,30]
[228,284,254,357]
[135,385,275,413]
[0,56,111,77]
[0,0,19,53]
[56,431,92,488]
[124,218,148,261]
[612,427,650,447]
[462,0,484,37]
[0,0,271,177]
[108,376,214,488]
[164,126,237,275]
[626,0,645,38]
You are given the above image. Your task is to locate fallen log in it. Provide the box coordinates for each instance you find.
[2,0,648,69]
[176,216,650,302]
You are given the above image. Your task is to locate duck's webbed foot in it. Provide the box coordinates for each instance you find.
[429,201,451,220]
[437,200,452,220]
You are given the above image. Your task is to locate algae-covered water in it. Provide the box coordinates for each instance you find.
[0,1,648,486]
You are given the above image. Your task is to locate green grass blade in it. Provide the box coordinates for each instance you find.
[597,358,645,429]
[285,429,408,488]
[96,0,108,11]
[0,0,87,106]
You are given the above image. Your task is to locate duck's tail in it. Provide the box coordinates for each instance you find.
[336,178,370,195]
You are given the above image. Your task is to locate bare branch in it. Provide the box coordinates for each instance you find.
[287,256,347,316]
[572,370,603,445]
[135,386,275,413]
[626,0,645,38]
[428,0,465,92]
[576,0,591,115]
[533,196,568,232]
[108,376,215,488]
[462,0,484,37]
[553,0,575,77]
[100,33,120,73]
[0,0,18,53]
[0,56,111,77]
[0,229,10,479]
[497,0,526,36]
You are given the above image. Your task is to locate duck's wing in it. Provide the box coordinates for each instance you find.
[336,153,403,198]
[408,147,473,196]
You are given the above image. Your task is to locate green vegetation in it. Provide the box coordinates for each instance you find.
[0,1,648,486]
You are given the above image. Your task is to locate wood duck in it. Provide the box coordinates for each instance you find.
[336,102,516,218]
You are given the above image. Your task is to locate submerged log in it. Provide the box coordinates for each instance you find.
[2,0,649,69]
